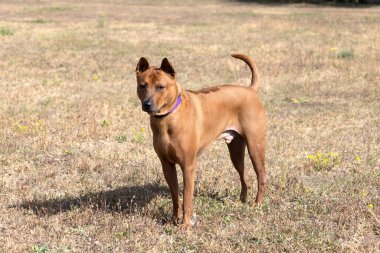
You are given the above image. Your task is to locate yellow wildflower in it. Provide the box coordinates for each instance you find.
[92,74,100,81]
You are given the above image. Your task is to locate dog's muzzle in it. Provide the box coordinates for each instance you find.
[142,98,157,113]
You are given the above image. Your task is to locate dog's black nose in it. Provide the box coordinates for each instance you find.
[143,99,152,107]
[142,98,154,112]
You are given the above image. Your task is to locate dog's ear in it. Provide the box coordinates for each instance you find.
[136,57,149,74]
[160,58,175,77]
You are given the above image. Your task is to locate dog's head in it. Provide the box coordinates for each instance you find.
[135,57,181,116]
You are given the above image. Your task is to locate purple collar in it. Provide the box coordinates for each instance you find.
[154,95,182,119]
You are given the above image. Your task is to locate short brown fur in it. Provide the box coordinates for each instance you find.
[136,54,267,228]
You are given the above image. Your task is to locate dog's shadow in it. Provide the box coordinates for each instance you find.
[15,183,168,216]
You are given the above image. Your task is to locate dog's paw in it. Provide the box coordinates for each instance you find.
[179,213,197,229]
[253,200,263,208]
[179,223,192,230]
[172,216,181,226]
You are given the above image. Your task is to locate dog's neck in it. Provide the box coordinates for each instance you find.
[149,91,189,136]
[153,95,182,119]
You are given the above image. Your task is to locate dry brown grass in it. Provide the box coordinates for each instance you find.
[1,0,379,252]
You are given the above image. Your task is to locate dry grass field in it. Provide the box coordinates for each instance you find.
[0,0,379,252]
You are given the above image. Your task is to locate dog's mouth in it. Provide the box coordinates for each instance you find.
[142,103,159,114]
[144,103,167,116]
[147,110,158,116]
[142,107,157,114]
[147,110,160,116]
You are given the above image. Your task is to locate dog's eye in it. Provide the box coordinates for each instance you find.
[138,84,147,90]
[157,85,166,91]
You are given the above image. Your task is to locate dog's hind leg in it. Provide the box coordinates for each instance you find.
[245,131,266,205]
[227,134,249,203]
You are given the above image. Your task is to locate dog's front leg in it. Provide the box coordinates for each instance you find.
[160,158,181,223]
[180,159,196,228]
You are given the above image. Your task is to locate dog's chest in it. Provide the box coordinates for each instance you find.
[151,125,181,162]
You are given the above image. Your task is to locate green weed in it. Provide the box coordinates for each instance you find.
[97,16,106,28]
[115,134,127,143]
[30,19,51,24]
[337,49,354,59]
[0,26,13,36]
[16,146,30,154]
[101,119,111,127]
[112,231,130,239]
[37,6,72,13]
[30,245,52,253]
[164,226,175,235]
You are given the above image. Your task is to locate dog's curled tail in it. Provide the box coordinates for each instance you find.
[231,54,260,92]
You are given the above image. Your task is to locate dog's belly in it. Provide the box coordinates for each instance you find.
[196,129,240,158]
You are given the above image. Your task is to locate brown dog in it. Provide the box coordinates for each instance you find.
[135,54,266,228]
